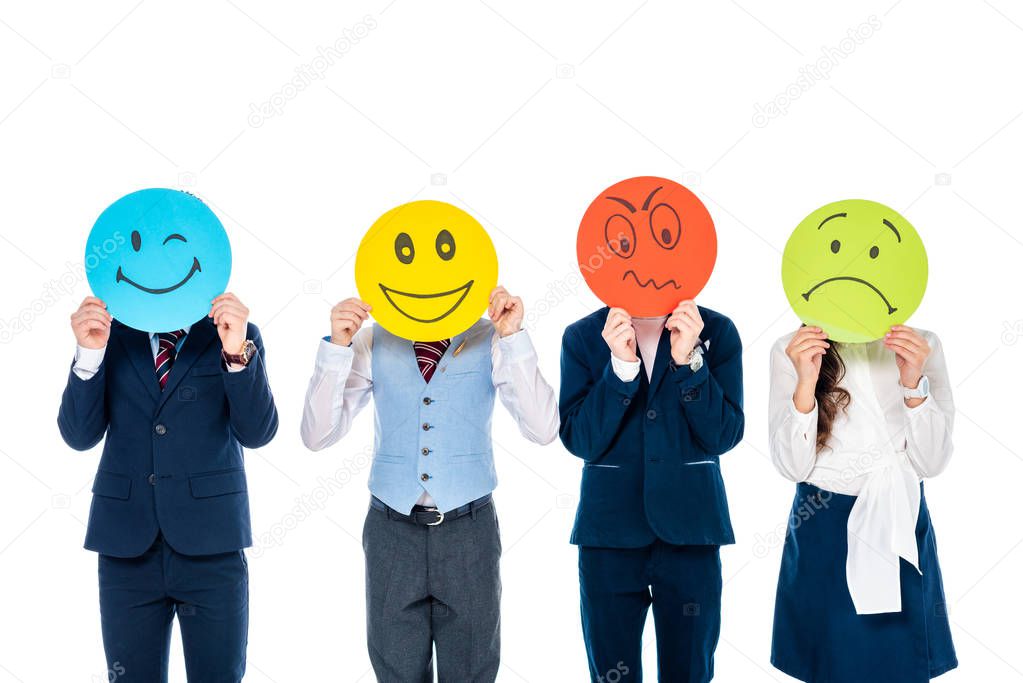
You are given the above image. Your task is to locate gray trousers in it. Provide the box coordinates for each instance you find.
[363,499,502,683]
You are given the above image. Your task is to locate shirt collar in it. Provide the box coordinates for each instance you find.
[149,325,192,339]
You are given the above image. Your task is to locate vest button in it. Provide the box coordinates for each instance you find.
[423,397,432,405]
[421,448,431,456]
[148,473,156,485]
[420,473,431,482]
[646,410,657,420]
[422,423,431,431]
[154,424,167,436]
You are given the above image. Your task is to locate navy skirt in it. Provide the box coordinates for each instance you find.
[771,483,957,683]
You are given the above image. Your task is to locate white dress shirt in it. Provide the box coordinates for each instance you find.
[72,325,245,380]
[300,327,560,507]
[611,316,667,382]
[768,329,954,614]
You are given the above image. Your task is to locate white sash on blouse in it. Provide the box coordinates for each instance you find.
[841,346,922,615]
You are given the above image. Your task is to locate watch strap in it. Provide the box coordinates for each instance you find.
[902,375,929,399]
[222,340,255,366]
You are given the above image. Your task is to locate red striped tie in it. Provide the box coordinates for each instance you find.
[414,339,450,383]
[155,330,186,390]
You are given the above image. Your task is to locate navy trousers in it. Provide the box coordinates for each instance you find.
[98,534,248,682]
[579,542,722,683]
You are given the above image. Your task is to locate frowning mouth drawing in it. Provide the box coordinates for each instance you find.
[622,269,682,291]
[802,276,897,315]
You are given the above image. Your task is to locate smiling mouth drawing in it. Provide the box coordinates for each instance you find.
[379,280,474,323]
[622,269,682,291]
[802,276,897,315]
[116,257,202,295]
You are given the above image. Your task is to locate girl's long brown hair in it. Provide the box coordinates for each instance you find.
[815,342,851,452]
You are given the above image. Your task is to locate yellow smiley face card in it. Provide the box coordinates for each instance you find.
[355,200,498,342]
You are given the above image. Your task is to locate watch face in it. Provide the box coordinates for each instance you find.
[906,375,928,397]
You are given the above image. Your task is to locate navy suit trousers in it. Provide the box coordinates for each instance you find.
[579,542,722,683]
[98,534,248,682]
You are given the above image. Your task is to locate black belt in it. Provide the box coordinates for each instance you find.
[370,494,492,526]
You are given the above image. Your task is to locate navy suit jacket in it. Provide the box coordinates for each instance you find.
[57,317,278,558]
[559,306,743,548]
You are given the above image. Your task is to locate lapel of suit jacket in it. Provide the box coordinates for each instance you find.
[157,318,218,411]
[113,321,162,405]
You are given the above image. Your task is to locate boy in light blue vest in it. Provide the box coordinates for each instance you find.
[301,286,558,682]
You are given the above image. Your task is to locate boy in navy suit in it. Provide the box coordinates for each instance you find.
[560,300,743,682]
[58,293,278,682]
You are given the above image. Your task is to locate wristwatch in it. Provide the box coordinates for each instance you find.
[671,346,704,373]
[902,375,930,400]
[222,340,257,367]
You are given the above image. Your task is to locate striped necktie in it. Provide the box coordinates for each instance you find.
[155,330,186,390]
[413,339,450,383]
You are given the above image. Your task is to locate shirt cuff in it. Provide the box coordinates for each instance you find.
[316,336,355,373]
[496,329,537,364]
[601,360,641,398]
[610,354,640,382]
[73,345,107,380]
[903,394,935,416]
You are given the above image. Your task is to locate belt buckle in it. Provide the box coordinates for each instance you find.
[425,508,444,526]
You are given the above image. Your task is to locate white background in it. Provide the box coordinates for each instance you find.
[0,1,1020,681]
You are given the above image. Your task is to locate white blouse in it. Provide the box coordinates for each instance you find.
[768,329,954,614]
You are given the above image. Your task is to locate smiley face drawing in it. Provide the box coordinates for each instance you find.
[782,199,928,343]
[85,189,231,332]
[355,200,498,341]
[576,176,717,316]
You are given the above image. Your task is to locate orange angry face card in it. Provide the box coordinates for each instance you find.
[576,176,716,316]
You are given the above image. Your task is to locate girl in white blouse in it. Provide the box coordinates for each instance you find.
[768,324,957,683]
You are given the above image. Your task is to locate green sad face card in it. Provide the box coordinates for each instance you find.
[782,199,928,343]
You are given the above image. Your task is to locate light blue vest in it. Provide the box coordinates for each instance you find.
[369,319,497,513]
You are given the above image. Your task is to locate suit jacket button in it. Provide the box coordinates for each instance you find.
[148,473,156,485]
[422,423,431,431]
[646,410,657,420]
[421,448,431,456]
[154,424,167,436]
[423,397,432,405]
[623,398,631,406]
[421,473,431,482]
